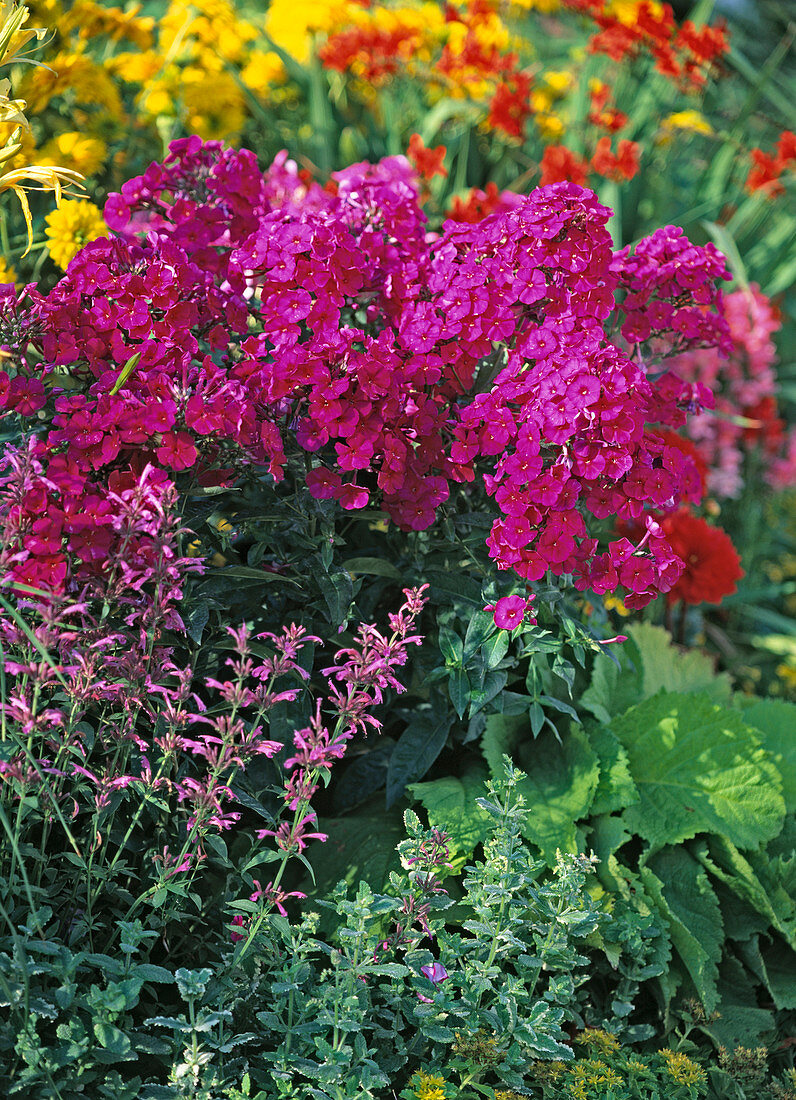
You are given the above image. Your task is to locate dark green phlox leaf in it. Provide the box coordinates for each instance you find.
[614,692,784,853]
[529,702,545,737]
[318,570,354,625]
[407,762,494,866]
[740,699,796,814]
[586,724,639,816]
[438,626,464,666]
[386,710,453,807]
[480,631,509,670]
[468,670,508,718]
[644,850,724,1014]
[333,741,393,813]
[182,598,210,644]
[481,716,599,862]
[551,654,575,693]
[425,569,483,609]
[463,610,498,657]
[341,556,401,579]
[538,695,578,720]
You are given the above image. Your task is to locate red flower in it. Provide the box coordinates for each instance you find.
[661,508,743,606]
[591,137,640,181]
[539,145,589,187]
[407,133,448,181]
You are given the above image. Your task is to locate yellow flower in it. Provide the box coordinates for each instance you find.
[661,1049,707,1087]
[543,69,573,97]
[0,254,15,283]
[107,49,164,86]
[180,68,247,142]
[508,0,561,10]
[604,594,631,616]
[577,1029,621,1056]
[604,0,664,25]
[21,48,123,116]
[38,131,107,177]
[60,0,155,48]
[656,108,714,146]
[409,1069,448,1100]
[0,118,35,171]
[265,0,361,63]
[240,48,287,93]
[44,198,107,270]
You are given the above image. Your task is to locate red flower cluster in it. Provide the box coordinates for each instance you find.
[446,181,522,223]
[407,133,448,181]
[539,145,589,187]
[487,70,533,140]
[319,20,422,82]
[660,508,743,605]
[588,81,628,133]
[539,139,639,186]
[591,136,640,182]
[565,0,728,88]
[746,130,796,196]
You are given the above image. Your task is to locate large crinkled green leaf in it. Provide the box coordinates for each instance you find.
[760,938,796,1010]
[741,699,796,813]
[695,835,796,949]
[644,850,724,1014]
[582,623,731,724]
[580,634,642,725]
[407,763,493,869]
[632,622,732,703]
[704,957,776,1050]
[481,716,599,862]
[588,814,633,865]
[613,692,784,853]
[586,724,638,816]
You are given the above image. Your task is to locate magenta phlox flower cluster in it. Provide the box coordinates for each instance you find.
[446,195,727,608]
[0,138,738,611]
[668,285,795,496]
[612,225,732,353]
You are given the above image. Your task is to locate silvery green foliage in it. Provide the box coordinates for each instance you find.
[216,756,611,1099]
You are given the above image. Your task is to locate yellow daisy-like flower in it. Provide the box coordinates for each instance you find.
[657,109,714,146]
[409,1069,448,1100]
[0,254,16,283]
[38,131,107,177]
[240,48,287,94]
[180,67,247,142]
[44,198,107,270]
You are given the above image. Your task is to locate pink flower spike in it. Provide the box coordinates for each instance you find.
[492,594,528,630]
